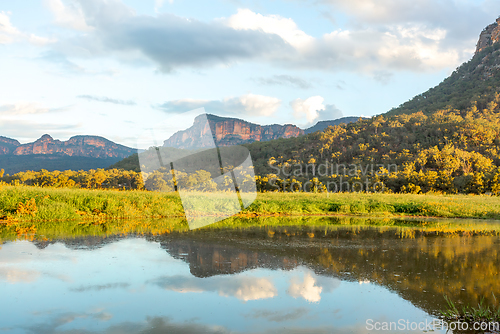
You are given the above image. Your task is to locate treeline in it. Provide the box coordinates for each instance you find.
[0,168,144,190]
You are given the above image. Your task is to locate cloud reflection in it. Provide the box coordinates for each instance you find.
[0,267,41,283]
[148,275,277,302]
[287,273,323,303]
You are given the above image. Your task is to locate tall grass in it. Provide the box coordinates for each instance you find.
[441,294,500,323]
[246,192,500,219]
[2,185,500,223]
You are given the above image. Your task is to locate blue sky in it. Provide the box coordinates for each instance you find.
[1,0,500,147]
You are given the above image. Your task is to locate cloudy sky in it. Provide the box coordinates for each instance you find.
[1,0,500,147]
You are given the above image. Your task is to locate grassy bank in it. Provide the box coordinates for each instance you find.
[2,214,500,243]
[1,185,500,223]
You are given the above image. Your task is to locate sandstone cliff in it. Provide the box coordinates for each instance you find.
[164,114,304,149]
[0,134,135,159]
[0,136,21,155]
[476,17,500,54]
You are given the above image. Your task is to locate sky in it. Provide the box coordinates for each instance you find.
[1,0,500,148]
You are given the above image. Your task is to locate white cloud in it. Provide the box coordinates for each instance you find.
[226,8,314,49]
[154,0,173,12]
[158,94,282,116]
[291,96,344,124]
[0,11,21,44]
[287,273,323,303]
[0,11,54,45]
[225,9,464,73]
[41,1,484,74]
[0,267,41,284]
[44,0,93,31]
[237,94,282,116]
[291,96,324,123]
[149,275,278,302]
[0,103,50,115]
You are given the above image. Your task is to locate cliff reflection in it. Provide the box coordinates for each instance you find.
[152,225,500,316]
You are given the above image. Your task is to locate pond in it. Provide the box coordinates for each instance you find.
[1,218,500,333]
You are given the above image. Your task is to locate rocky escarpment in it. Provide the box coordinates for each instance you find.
[476,17,500,55]
[164,114,304,149]
[0,136,21,154]
[0,134,136,159]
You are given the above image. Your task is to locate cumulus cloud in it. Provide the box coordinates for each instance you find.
[291,96,343,125]
[48,0,292,73]
[148,275,278,302]
[77,95,136,105]
[44,0,93,31]
[41,1,476,74]
[0,11,53,45]
[255,75,312,89]
[0,268,41,284]
[225,8,314,49]
[287,273,323,303]
[157,94,281,116]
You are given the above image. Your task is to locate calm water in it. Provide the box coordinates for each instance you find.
[1,222,500,333]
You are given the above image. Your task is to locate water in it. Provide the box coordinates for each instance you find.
[1,221,499,333]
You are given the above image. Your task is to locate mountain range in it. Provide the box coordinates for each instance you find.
[0,116,361,174]
[0,134,136,175]
[163,114,362,149]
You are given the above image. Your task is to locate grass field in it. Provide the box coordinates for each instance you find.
[2,185,500,222]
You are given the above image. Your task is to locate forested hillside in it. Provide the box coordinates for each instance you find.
[246,95,500,194]
[386,43,500,116]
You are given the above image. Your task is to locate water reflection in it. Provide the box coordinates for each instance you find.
[0,220,499,333]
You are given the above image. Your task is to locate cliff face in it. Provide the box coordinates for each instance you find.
[0,134,136,159]
[476,17,500,54]
[164,114,304,149]
[0,136,21,155]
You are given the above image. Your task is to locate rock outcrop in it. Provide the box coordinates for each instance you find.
[0,134,135,159]
[476,17,500,54]
[0,136,21,154]
[164,114,304,149]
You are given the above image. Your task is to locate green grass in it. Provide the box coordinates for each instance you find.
[0,185,184,222]
[2,186,500,223]
[247,192,500,219]
[441,295,500,324]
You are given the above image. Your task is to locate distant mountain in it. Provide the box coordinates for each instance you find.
[3,134,136,158]
[163,114,304,149]
[0,136,21,154]
[304,117,365,135]
[0,134,136,174]
[163,113,361,149]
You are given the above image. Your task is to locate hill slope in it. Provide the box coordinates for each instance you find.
[386,17,500,116]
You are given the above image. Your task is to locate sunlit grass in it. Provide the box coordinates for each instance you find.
[1,185,500,225]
